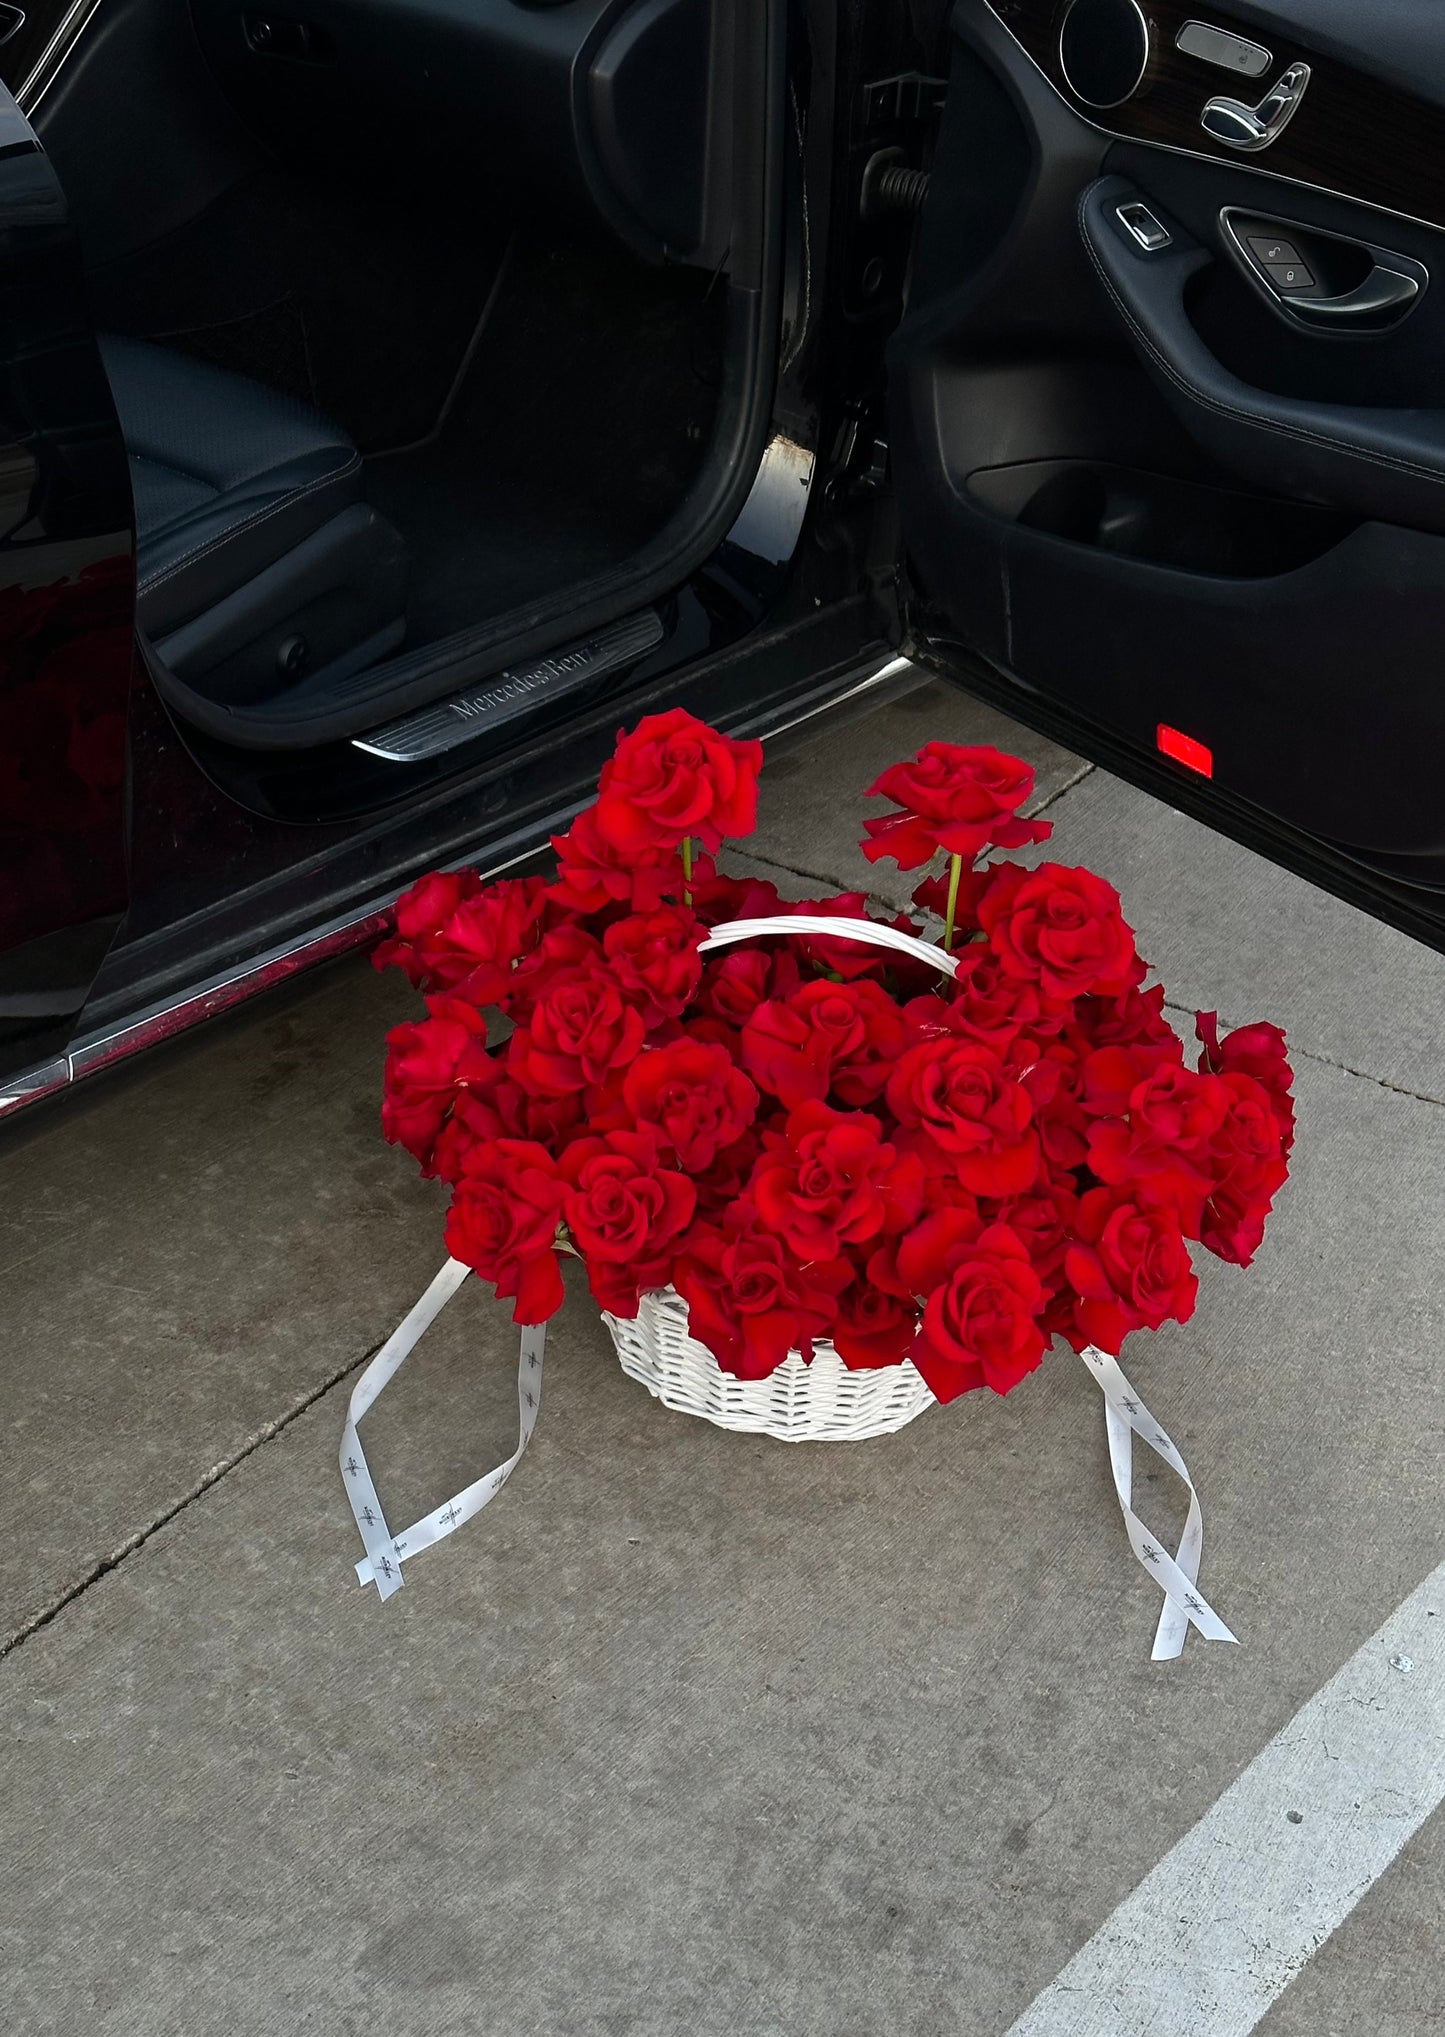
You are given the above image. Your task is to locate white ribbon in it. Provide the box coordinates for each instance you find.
[1076,1344,1237,1656]
[340,1257,545,1599]
[344,919,1234,1649]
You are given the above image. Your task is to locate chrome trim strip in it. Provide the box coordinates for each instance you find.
[16,0,102,113]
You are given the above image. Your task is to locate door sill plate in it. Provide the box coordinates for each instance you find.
[351,609,665,764]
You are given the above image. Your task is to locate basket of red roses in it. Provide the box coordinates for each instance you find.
[348,707,1293,1647]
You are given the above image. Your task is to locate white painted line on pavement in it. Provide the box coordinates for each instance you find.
[1005,1561,1445,2037]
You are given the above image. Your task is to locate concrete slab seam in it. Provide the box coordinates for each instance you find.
[0,1329,386,1663]
[1161,998,1445,1110]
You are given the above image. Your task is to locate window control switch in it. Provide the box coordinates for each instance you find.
[1116,202,1172,252]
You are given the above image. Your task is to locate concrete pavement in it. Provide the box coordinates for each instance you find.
[3,676,1443,2035]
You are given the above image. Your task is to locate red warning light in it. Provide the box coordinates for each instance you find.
[1156,724,1213,778]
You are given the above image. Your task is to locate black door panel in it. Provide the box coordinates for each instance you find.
[890,0,1445,947]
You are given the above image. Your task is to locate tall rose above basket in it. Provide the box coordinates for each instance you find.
[357,706,1294,1643]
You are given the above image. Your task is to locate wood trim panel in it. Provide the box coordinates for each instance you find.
[987,0,1445,234]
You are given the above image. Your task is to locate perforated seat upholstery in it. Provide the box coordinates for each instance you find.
[100,334,365,638]
[98,335,407,705]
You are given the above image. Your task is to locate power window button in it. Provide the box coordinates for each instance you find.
[1263,258,1315,291]
[1116,201,1172,251]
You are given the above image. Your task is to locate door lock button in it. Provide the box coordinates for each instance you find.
[1247,233,1302,265]
[1263,258,1315,291]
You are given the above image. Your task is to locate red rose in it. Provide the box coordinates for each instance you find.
[979,863,1141,1001]
[445,1138,568,1323]
[1086,1064,1231,1230]
[1063,1186,1198,1353]
[1198,1072,1290,1267]
[561,1128,697,1317]
[896,1212,1046,1400]
[783,895,907,982]
[695,946,802,1028]
[750,1100,925,1260]
[911,863,993,931]
[548,803,681,915]
[831,1277,919,1370]
[594,708,763,855]
[1197,1012,1295,1155]
[372,868,482,987]
[741,978,907,1108]
[886,1036,1039,1195]
[862,742,1053,870]
[622,1037,759,1170]
[508,965,646,1095]
[1071,981,1178,1054]
[691,1125,766,1217]
[922,950,1061,1053]
[684,863,784,927]
[602,905,706,1027]
[381,998,495,1171]
[675,1216,851,1379]
[430,1078,584,1186]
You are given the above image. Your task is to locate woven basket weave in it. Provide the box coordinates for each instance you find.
[603,1286,936,1441]
[600,913,956,1443]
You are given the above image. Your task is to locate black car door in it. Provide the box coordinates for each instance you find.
[0,83,136,1100]
[887,0,1445,952]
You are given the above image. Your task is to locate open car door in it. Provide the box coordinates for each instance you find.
[0,82,136,1102]
[888,0,1445,954]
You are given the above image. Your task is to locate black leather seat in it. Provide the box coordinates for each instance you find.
[100,335,407,703]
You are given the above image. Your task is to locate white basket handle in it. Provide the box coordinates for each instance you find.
[699,913,960,977]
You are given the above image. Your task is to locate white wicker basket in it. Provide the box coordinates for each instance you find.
[603,1286,936,1441]
[601,912,956,1442]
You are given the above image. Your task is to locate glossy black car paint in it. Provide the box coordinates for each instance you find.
[0,0,932,1107]
[0,90,136,1078]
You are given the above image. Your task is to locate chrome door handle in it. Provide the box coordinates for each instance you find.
[1201,61,1310,151]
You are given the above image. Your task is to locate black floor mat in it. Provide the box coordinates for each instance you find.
[364,235,727,644]
[83,171,507,455]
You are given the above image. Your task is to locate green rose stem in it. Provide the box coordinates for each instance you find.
[942,850,964,954]
[681,834,693,907]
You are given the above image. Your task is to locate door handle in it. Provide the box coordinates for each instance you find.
[1286,267,1420,324]
[1201,61,1310,150]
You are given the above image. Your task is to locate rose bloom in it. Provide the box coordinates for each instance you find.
[380,997,494,1169]
[622,1037,759,1171]
[750,1100,925,1260]
[861,741,1053,869]
[1197,1071,1290,1267]
[507,965,646,1095]
[886,1035,1040,1195]
[548,803,681,915]
[674,1214,850,1379]
[694,946,802,1028]
[602,905,706,1026]
[372,868,483,988]
[593,707,763,855]
[562,1128,697,1317]
[831,1274,919,1370]
[1197,1011,1295,1154]
[741,978,907,1109]
[444,1138,568,1323]
[979,862,1141,1001]
[896,1210,1047,1400]
[1063,1186,1199,1353]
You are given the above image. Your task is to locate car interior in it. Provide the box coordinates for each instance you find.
[889,0,1445,898]
[19,0,771,751]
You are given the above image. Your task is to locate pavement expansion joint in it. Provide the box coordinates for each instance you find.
[0,1330,384,1665]
[1161,999,1445,1110]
